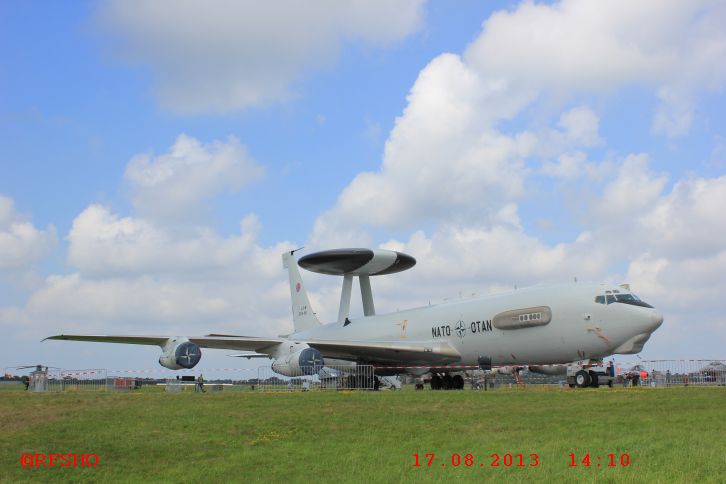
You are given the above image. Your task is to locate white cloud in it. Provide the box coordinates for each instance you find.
[12,203,297,339]
[0,195,57,271]
[557,106,602,147]
[651,87,695,138]
[596,154,668,217]
[585,158,726,265]
[19,269,292,338]
[464,0,726,137]
[531,106,607,176]
[709,135,726,168]
[98,0,425,113]
[311,53,532,243]
[0,195,15,224]
[541,152,585,180]
[541,151,614,181]
[642,175,726,258]
[471,0,726,87]
[124,134,264,221]
[626,250,726,316]
[67,205,271,276]
[402,224,596,284]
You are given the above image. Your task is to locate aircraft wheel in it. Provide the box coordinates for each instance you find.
[430,374,442,390]
[589,371,599,388]
[443,374,453,390]
[452,375,464,390]
[568,383,576,388]
[607,379,613,388]
[575,370,591,388]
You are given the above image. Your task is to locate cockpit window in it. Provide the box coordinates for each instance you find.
[614,293,654,308]
[595,292,654,308]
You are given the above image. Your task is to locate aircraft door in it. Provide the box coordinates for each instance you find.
[592,288,616,344]
[592,289,612,328]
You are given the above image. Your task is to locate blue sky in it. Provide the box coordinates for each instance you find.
[1,0,493,242]
[2,1,725,375]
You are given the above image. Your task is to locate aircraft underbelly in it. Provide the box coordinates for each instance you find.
[459,331,569,365]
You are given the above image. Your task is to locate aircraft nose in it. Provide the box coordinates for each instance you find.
[649,310,664,331]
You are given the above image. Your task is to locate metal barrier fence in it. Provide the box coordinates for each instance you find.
[7,368,147,392]
[5,360,724,392]
[628,360,726,387]
[468,360,726,388]
[3,366,258,392]
[256,365,375,391]
[29,369,109,392]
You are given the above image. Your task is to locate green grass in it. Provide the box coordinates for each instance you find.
[1,386,724,483]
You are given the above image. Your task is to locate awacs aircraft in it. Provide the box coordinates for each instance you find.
[46,248,663,389]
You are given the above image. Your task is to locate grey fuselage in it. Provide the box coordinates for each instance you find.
[290,283,663,367]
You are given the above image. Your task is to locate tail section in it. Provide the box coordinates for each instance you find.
[282,250,321,332]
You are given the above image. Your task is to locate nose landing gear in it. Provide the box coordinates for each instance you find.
[574,370,591,388]
[567,362,616,389]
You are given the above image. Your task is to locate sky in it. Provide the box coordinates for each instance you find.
[2,0,725,377]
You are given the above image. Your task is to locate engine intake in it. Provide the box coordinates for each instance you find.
[271,347,324,377]
[159,339,202,370]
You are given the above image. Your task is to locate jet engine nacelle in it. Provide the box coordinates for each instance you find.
[158,338,202,370]
[271,347,324,377]
[528,364,567,376]
[493,366,522,375]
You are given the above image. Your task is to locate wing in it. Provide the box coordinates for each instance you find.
[44,334,284,352]
[306,339,461,365]
[45,334,461,365]
[44,334,169,346]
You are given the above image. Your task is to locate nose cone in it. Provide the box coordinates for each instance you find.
[649,310,664,331]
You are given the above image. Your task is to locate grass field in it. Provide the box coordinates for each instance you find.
[1,384,724,483]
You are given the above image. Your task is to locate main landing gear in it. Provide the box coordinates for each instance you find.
[430,373,465,390]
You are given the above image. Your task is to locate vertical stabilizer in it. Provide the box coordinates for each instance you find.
[282,250,321,332]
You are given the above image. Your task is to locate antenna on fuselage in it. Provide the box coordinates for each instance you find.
[297,248,416,323]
